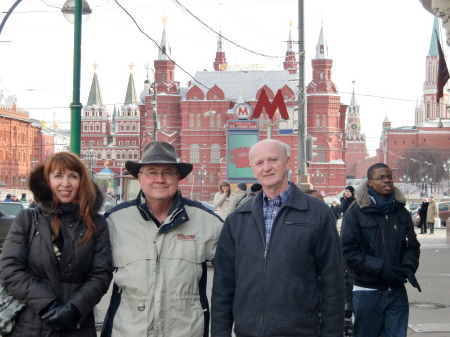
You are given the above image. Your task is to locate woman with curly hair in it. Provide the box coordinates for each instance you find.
[0,152,112,337]
[213,180,232,220]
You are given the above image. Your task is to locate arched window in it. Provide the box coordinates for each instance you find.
[216,113,221,129]
[83,123,88,132]
[126,124,130,132]
[132,123,137,132]
[316,115,320,131]
[210,144,220,163]
[322,114,327,130]
[190,144,200,163]
[189,114,194,130]
[196,114,201,130]
[128,150,133,160]
[317,145,326,162]
[97,150,102,160]
[106,150,112,160]
[120,124,124,132]
[210,113,214,130]
[95,122,100,132]
[133,150,138,160]
[89,122,94,132]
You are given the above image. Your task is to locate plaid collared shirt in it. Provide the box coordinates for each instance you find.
[262,182,292,250]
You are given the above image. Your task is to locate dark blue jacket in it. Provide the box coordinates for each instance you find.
[211,183,345,337]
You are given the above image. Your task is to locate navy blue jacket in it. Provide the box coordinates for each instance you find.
[211,183,345,337]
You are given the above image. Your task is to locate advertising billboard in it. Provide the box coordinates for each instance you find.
[227,121,259,181]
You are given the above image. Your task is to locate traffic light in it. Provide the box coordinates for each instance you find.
[306,135,318,161]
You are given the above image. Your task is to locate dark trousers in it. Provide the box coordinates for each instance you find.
[420,218,427,233]
[427,221,435,234]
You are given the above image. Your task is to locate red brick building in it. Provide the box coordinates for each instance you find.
[81,23,353,200]
[354,18,450,184]
[0,91,41,189]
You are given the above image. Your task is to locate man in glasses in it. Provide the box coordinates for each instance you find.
[101,141,223,337]
[341,163,421,337]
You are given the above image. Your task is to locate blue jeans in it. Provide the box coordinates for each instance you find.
[352,286,409,337]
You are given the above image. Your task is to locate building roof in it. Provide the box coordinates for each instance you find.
[315,24,329,59]
[429,16,443,56]
[124,73,138,105]
[86,72,104,106]
[350,87,357,106]
[187,70,297,102]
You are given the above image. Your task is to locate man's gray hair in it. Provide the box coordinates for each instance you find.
[249,139,289,163]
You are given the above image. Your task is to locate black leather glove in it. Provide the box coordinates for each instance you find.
[381,263,407,285]
[400,267,422,292]
[344,311,353,337]
[41,302,81,331]
[39,299,61,315]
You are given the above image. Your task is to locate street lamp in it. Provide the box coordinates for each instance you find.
[118,160,125,201]
[144,64,158,141]
[411,158,421,184]
[61,0,92,156]
[443,159,450,196]
[425,161,436,197]
[197,165,207,202]
[84,147,97,179]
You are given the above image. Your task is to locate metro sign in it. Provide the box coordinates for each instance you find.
[252,89,290,120]
[234,103,253,120]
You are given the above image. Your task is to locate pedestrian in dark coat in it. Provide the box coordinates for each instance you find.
[418,198,429,234]
[341,163,420,337]
[340,186,356,214]
[0,152,113,337]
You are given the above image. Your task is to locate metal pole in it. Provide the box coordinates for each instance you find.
[0,0,23,37]
[153,77,157,141]
[297,0,307,177]
[70,0,83,156]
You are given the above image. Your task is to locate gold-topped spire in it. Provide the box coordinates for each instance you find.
[352,80,356,84]
[162,15,169,28]
[93,62,99,72]
[288,20,293,28]
[128,63,134,72]
[320,13,324,27]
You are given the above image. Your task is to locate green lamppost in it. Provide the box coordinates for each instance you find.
[61,0,92,156]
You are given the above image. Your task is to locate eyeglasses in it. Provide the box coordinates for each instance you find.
[371,175,393,181]
[139,171,176,180]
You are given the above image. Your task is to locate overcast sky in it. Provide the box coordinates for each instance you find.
[0,0,443,156]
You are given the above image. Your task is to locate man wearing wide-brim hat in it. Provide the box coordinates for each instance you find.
[101,141,223,337]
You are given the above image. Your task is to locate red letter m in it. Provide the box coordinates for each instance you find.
[252,89,289,120]
[237,106,248,116]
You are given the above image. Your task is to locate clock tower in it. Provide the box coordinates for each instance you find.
[345,86,369,178]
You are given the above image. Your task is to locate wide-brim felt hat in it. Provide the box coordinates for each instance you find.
[125,141,193,180]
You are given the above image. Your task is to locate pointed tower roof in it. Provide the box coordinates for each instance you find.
[286,28,293,52]
[217,29,224,52]
[315,20,329,59]
[124,64,138,105]
[158,15,171,60]
[87,70,104,106]
[384,115,389,122]
[350,87,357,107]
[429,17,443,56]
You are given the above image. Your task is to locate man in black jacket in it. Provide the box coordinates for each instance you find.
[341,163,421,337]
[212,139,345,337]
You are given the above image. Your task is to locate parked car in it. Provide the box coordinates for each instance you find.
[200,202,219,214]
[413,201,450,227]
[0,202,29,216]
[0,210,16,251]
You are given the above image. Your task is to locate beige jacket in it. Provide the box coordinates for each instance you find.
[213,192,231,220]
[104,192,223,337]
[426,200,439,223]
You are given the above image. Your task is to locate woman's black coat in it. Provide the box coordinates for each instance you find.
[0,165,113,337]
